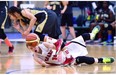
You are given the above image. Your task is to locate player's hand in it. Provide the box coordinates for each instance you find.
[61,10,65,14]
[22,31,30,38]
[13,23,20,31]
[42,63,50,67]
[46,5,52,10]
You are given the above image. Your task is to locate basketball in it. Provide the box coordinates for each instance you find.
[26,33,40,47]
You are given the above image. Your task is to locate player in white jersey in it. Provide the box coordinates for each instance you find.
[26,25,115,67]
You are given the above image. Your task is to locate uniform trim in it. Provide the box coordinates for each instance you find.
[35,10,48,33]
[70,41,86,48]
[1,6,7,29]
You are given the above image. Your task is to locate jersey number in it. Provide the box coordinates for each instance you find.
[45,50,57,61]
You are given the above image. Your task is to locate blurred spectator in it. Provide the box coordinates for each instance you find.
[13,1,23,7]
[111,20,116,29]
[60,1,76,43]
[44,1,68,39]
[89,1,115,43]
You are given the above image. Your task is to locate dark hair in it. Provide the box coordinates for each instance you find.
[8,6,22,15]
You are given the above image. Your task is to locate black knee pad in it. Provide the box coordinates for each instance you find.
[82,33,90,41]
[76,56,95,65]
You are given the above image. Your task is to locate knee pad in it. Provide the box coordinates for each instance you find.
[76,56,95,65]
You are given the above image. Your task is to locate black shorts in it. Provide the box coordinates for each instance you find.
[34,8,61,39]
[0,29,7,40]
[61,13,73,26]
[0,6,7,29]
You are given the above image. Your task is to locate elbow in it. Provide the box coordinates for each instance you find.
[33,17,37,22]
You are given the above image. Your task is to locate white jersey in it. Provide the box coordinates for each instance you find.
[37,44,66,65]
[65,36,88,58]
[37,35,88,64]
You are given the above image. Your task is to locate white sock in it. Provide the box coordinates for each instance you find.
[94,58,98,64]
[90,33,95,40]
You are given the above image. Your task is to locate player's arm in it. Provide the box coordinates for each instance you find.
[61,1,68,14]
[44,1,52,10]
[44,36,57,43]
[44,1,49,8]
[12,20,24,34]
[33,53,50,67]
[43,42,56,50]
[21,9,37,36]
[19,20,28,31]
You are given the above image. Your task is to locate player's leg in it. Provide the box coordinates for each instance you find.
[0,6,14,54]
[0,29,14,54]
[81,25,101,41]
[67,13,76,39]
[75,56,115,65]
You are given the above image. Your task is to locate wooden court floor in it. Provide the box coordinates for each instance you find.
[0,42,116,74]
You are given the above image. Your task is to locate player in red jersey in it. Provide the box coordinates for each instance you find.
[26,25,114,67]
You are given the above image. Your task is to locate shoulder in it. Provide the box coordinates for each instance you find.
[21,9,30,13]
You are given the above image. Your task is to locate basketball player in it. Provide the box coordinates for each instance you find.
[8,6,61,40]
[44,1,68,32]
[0,1,14,54]
[26,25,114,67]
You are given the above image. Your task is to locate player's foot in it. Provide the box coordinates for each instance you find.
[63,56,74,66]
[91,25,101,35]
[91,25,101,40]
[54,39,63,54]
[102,57,115,63]
[8,45,14,54]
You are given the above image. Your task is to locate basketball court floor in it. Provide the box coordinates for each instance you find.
[0,33,116,74]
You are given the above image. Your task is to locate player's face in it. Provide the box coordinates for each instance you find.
[9,12,21,20]
[26,45,39,53]
[9,14,17,20]
[27,45,35,52]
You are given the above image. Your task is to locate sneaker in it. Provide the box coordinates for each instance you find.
[8,45,14,54]
[91,25,101,35]
[54,39,63,54]
[100,41,114,45]
[63,56,74,66]
[102,57,115,63]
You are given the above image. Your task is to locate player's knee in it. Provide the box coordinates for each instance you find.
[76,56,95,65]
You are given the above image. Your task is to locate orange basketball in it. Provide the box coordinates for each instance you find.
[26,33,40,47]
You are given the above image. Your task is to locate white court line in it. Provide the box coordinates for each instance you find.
[1,39,26,42]
[0,53,33,57]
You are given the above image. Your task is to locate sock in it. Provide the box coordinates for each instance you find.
[98,58,103,63]
[89,33,95,40]
[107,34,112,42]
[4,38,13,47]
[63,49,71,58]
[82,33,90,41]
[63,39,66,43]
[61,42,65,50]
